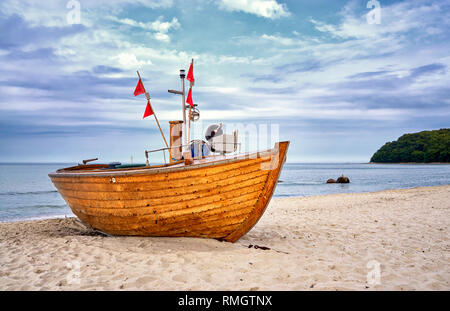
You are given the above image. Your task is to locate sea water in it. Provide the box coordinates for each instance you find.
[276,163,450,197]
[0,163,449,222]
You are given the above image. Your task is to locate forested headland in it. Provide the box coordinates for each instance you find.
[370,129,450,163]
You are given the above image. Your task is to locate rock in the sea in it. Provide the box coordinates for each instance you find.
[326,178,337,183]
[336,174,350,183]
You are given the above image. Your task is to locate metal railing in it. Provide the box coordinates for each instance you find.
[144,141,242,165]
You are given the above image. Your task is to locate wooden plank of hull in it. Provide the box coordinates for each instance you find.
[63,176,267,218]
[49,154,271,184]
[56,173,267,211]
[65,184,263,234]
[49,141,289,241]
[56,171,265,235]
[53,166,268,203]
[76,209,253,237]
[72,192,260,227]
[52,161,270,198]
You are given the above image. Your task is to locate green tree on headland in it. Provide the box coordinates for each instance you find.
[370,129,450,163]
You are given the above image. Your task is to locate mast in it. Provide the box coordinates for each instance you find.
[169,69,188,151]
[180,69,187,149]
[187,59,193,147]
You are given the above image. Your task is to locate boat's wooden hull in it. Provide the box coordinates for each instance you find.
[48,141,289,242]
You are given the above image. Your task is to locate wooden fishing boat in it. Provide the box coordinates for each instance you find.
[48,142,288,242]
[49,61,289,242]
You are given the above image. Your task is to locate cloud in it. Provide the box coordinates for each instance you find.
[410,63,446,78]
[148,16,180,33]
[0,0,449,162]
[0,0,174,27]
[310,0,448,40]
[348,71,391,79]
[111,16,180,33]
[109,16,180,42]
[0,13,85,49]
[92,65,124,74]
[261,34,298,46]
[218,0,290,19]
[152,32,170,42]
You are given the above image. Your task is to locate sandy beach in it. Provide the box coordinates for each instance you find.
[0,185,449,291]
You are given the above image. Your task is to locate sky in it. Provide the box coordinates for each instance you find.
[0,0,449,163]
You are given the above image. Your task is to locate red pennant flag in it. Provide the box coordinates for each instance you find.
[187,62,194,85]
[143,100,154,119]
[134,78,145,96]
[186,87,193,107]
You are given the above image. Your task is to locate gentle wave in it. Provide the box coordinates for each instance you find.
[8,204,68,211]
[0,190,58,196]
[0,214,73,223]
[273,194,303,198]
[278,181,324,186]
[25,204,67,209]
